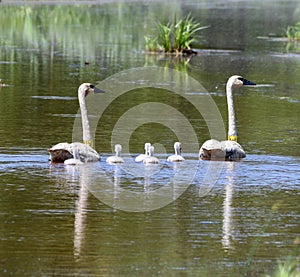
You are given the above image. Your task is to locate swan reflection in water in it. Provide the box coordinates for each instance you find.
[63,152,235,256]
[222,162,237,251]
[72,165,90,258]
[56,156,236,256]
[72,163,123,258]
[48,164,91,258]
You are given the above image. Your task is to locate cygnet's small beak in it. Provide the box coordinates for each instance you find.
[242,78,256,86]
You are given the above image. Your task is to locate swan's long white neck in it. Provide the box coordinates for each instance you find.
[226,82,238,141]
[115,145,122,157]
[78,90,94,148]
[175,144,181,155]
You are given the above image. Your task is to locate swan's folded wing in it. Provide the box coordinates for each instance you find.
[72,142,100,162]
[199,139,225,160]
[220,140,246,161]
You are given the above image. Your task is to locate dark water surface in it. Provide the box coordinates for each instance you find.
[0,1,299,276]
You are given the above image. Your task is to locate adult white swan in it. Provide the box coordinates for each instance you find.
[199,75,255,161]
[135,142,151,162]
[167,142,185,162]
[49,83,104,163]
[106,144,124,164]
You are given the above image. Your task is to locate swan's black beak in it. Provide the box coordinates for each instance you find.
[93,86,105,93]
[89,84,105,93]
[242,78,256,86]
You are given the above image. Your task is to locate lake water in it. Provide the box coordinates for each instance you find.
[0,1,299,276]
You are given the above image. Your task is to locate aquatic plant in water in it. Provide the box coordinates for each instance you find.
[285,22,300,53]
[266,237,300,277]
[267,255,300,277]
[144,36,163,52]
[285,22,300,41]
[145,14,208,54]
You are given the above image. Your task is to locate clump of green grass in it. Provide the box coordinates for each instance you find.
[267,256,300,277]
[266,237,300,277]
[286,22,300,41]
[144,36,163,52]
[145,14,208,54]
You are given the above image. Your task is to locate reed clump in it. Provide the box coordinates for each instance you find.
[286,22,300,41]
[145,14,207,55]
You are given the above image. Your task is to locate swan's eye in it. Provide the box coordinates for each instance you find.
[89,84,95,89]
[238,77,244,82]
